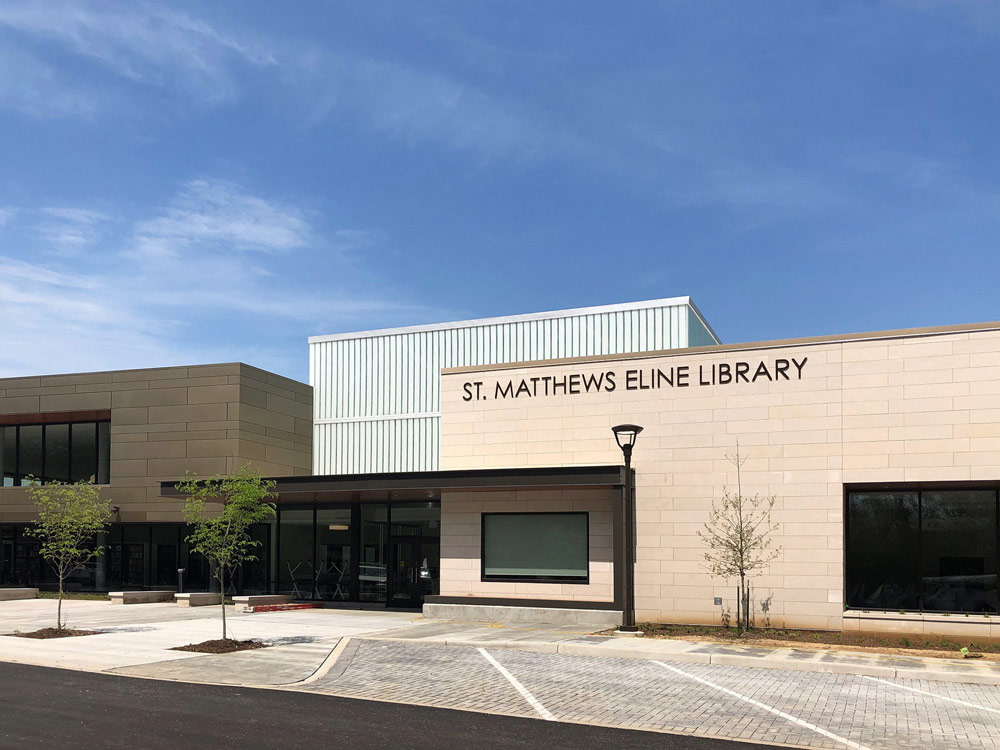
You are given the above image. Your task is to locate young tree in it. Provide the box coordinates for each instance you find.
[25,479,110,630]
[697,443,781,633]
[176,465,276,641]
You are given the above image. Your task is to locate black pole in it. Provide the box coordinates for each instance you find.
[620,445,638,632]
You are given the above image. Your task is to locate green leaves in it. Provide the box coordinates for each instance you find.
[176,464,276,580]
[25,479,110,573]
[25,478,110,629]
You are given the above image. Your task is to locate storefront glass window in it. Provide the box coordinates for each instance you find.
[921,491,997,613]
[482,512,589,582]
[360,505,387,602]
[846,492,919,610]
[278,508,315,598]
[847,488,999,613]
[316,508,351,601]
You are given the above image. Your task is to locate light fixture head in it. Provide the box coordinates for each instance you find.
[612,423,644,451]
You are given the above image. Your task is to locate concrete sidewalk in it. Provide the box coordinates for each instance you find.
[367,619,1000,685]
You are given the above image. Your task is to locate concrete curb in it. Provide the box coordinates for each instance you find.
[369,636,1000,685]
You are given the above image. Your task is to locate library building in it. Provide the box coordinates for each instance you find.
[3,298,1000,638]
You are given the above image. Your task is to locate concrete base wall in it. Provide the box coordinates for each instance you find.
[423,602,621,628]
[0,588,38,601]
[233,594,291,612]
[109,590,175,605]
[175,593,222,607]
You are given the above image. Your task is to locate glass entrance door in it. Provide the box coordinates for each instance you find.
[388,538,422,607]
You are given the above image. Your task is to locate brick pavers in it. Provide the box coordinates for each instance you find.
[308,639,1000,749]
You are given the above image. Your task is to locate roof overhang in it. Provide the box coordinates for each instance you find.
[160,465,624,503]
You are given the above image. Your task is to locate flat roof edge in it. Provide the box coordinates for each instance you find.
[307,296,695,344]
[440,320,1000,375]
[161,465,625,495]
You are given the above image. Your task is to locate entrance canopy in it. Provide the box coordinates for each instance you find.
[160,465,624,609]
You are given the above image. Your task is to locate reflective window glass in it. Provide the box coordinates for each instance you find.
[1,426,14,486]
[70,422,97,482]
[846,492,920,610]
[17,426,42,485]
[360,505,387,602]
[44,423,70,483]
[317,508,351,601]
[921,491,997,613]
[278,509,314,598]
[483,513,589,581]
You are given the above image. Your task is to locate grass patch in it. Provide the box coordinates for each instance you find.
[36,591,108,601]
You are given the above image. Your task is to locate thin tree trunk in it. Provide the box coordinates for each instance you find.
[57,573,64,630]
[220,566,227,641]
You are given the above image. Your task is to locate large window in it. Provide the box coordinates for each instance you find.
[0,421,110,486]
[482,512,589,583]
[847,488,999,613]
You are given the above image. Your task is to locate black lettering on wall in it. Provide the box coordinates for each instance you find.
[626,370,639,390]
[656,368,673,388]
[496,381,514,399]
[569,374,581,394]
[735,361,750,383]
[463,383,474,401]
[605,371,617,391]
[752,362,772,382]
[792,357,808,379]
[718,363,732,384]
[583,372,604,392]
[677,365,690,387]
[774,359,790,380]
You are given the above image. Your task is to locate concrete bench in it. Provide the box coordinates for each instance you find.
[175,592,222,607]
[233,594,292,613]
[0,588,38,601]
[109,590,175,605]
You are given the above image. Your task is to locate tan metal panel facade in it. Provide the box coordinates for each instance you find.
[310,298,719,474]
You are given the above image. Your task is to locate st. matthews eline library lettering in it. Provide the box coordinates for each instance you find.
[6,318,1000,637]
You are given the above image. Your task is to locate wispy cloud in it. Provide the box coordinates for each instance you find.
[0,1,274,116]
[0,177,433,377]
[36,207,113,254]
[131,179,311,258]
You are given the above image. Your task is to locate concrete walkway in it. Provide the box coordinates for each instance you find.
[3,599,1000,686]
[0,598,418,672]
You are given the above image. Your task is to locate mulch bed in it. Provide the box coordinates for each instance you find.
[14,628,101,639]
[600,622,1000,661]
[172,639,268,654]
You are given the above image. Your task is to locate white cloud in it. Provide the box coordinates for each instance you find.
[131,179,311,257]
[0,178,434,378]
[0,1,275,115]
[36,207,113,254]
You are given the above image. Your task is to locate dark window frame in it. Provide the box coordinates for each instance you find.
[0,420,110,486]
[845,483,1000,614]
[481,511,590,584]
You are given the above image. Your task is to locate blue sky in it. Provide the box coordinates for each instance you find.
[1,1,997,382]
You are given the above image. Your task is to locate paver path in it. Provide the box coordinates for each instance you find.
[307,639,1000,750]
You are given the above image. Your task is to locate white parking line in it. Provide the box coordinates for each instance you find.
[861,675,1000,715]
[478,648,556,721]
[652,661,872,750]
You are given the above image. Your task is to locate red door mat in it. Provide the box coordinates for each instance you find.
[247,603,324,613]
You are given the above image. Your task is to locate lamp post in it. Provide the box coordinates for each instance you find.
[612,423,643,633]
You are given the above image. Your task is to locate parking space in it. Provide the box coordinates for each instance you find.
[310,639,1000,750]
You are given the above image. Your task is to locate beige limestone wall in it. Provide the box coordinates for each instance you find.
[439,326,1000,630]
[0,363,311,523]
[440,487,614,602]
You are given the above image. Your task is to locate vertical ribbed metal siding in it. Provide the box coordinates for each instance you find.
[312,303,697,474]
